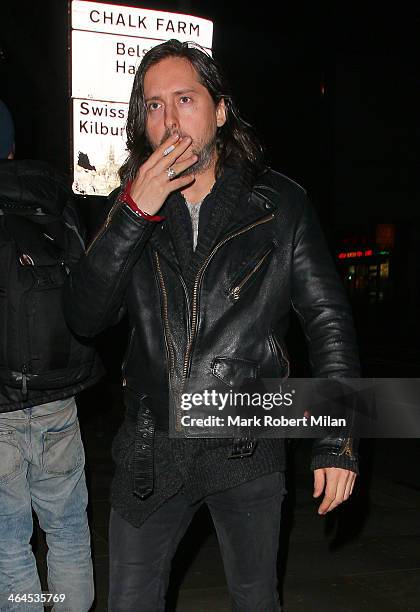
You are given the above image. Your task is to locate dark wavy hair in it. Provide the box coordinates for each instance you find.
[119,39,264,184]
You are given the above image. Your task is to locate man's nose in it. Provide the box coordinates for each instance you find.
[164,104,179,134]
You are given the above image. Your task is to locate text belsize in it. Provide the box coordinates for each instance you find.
[89,9,200,36]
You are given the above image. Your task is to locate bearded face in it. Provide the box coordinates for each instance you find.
[143,56,226,178]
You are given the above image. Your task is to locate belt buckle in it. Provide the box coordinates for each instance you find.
[228,438,257,459]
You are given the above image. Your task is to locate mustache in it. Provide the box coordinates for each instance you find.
[159,129,189,146]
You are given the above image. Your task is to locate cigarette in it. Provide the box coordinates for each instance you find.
[163,144,176,157]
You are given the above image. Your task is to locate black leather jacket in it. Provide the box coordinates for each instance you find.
[64,167,360,479]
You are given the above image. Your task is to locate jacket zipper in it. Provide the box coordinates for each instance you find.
[86,198,124,254]
[121,327,135,386]
[182,213,275,384]
[229,246,274,301]
[155,251,189,431]
[154,252,175,377]
[339,398,356,459]
[153,213,274,431]
[339,437,354,457]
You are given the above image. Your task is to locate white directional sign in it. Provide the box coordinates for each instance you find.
[71,1,213,45]
[72,30,162,102]
[70,1,213,196]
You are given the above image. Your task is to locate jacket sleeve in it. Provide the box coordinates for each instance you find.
[63,194,157,338]
[290,192,360,473]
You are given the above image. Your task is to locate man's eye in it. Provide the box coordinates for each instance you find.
[148,102,161,111]
[180,96,191,104]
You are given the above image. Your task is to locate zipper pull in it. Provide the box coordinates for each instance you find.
[339,437,354,457]
[231,287,240,301]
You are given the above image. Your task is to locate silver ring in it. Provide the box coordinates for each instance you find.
[167,167,176,180]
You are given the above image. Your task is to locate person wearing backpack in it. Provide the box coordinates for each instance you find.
[0,100,103,612]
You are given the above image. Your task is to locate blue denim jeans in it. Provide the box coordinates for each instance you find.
[0,397,94,612]
[109,471,286,612]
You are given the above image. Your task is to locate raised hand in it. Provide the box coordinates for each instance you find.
[129,132,197,216]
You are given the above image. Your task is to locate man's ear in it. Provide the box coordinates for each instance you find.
[216,98,227,127]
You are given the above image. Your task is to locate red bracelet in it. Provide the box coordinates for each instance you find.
[119,181,165,222]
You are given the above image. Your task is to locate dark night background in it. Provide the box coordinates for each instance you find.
[1,1,419,385]
[1,2,420,610]
[1,0,419,366]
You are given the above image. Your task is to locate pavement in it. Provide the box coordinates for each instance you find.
[31,339,420,612]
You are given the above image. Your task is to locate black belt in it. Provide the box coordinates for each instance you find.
[130,393,258,498]
[133,394,155,500]
[229,426,258,458]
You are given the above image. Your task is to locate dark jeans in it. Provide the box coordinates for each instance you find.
[108,471,286,612]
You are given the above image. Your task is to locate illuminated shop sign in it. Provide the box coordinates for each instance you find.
[70,0,213,196]
[338,250,373,259]
[337,249,390,260]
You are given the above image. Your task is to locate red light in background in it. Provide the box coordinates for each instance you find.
[337,249,374,259]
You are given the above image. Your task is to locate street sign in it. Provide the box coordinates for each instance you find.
[70,1,213,195]
[72,1,213,45]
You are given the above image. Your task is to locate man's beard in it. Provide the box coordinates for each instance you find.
[154,129,217,177]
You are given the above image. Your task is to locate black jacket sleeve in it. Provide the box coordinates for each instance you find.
[290,193,360,473]
[63,195,157,338]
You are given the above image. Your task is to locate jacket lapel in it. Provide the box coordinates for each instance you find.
[148,203,181,274]
[147,166,279,284]
[220,188,277,238]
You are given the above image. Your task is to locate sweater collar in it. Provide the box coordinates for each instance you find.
[148,163,271,281]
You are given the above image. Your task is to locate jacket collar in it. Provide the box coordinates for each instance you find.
[148,165,277,276]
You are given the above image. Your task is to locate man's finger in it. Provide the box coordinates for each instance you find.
[317,471,340,514]
[167,172,196,192]
[158,131,180,153]
[168,154,198,178]
[343,473,356,500]
[313,469,326,498]
[349,474,357,496]
[322,472,349,514]
[161,136,193,167]
[148,136,193,177]
[141,132,181,171]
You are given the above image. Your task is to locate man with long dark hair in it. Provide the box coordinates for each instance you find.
[65,40,360,611]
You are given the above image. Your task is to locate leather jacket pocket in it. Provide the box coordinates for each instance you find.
[211,356,260,388]
[227,243,275,302]
[268,331,290,378]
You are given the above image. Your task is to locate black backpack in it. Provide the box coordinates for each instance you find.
[0,161,100,403]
